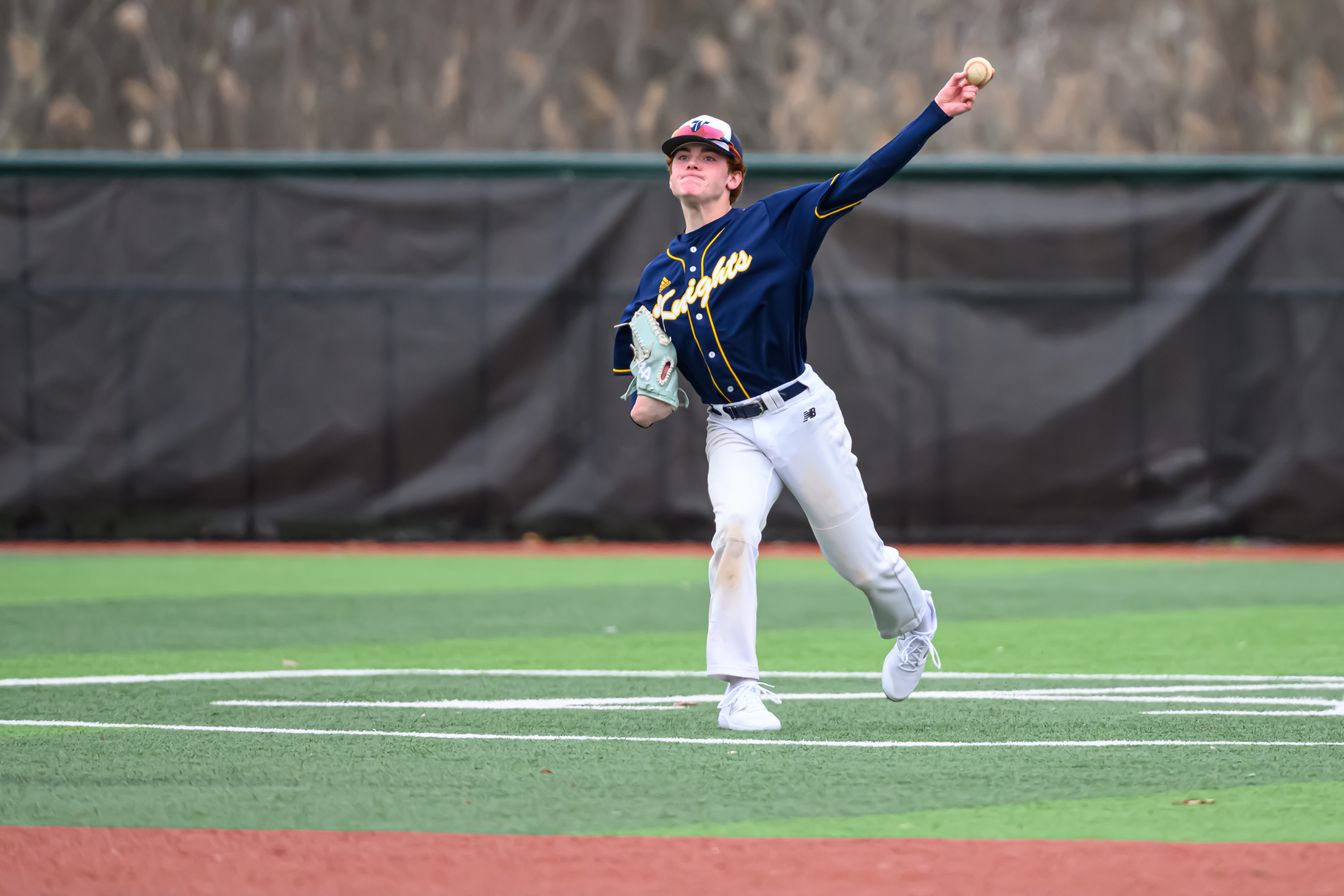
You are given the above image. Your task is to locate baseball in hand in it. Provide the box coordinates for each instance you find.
[963,56,995,87]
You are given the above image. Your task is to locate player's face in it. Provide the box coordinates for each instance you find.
[669,144,740,203]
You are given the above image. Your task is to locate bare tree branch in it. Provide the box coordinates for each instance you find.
[2,0,1342,153]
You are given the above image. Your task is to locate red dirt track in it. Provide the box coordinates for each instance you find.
[2,826,1342,896]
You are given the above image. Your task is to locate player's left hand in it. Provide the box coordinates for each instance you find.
[935,73,979,117]
[631,394,675,428]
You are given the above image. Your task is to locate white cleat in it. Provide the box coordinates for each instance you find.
[882,591,941,702]
[717,680,783,731]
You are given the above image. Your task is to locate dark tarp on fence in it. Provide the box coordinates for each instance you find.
[1,156,1341,541]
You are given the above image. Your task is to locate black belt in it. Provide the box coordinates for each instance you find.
[709,380,809,419]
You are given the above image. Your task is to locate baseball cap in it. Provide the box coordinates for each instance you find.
[662,115,744,161]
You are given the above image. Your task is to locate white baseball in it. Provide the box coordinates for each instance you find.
[964,56,995,87]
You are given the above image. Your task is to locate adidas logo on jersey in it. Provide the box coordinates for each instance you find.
[659,276,672,292]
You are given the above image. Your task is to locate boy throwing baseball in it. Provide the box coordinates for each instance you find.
[614,70,983,730]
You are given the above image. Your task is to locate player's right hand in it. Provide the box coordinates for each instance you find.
[935,73,978,117]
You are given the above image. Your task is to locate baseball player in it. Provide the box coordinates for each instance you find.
[614,72,982,731]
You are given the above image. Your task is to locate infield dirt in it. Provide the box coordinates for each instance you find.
[3,825,1343,896]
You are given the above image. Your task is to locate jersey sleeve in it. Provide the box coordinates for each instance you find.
[612,264,661,376]
[762,101,952,263]
[612,293,643,376]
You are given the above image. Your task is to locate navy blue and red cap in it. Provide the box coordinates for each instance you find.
[662,115,744,161]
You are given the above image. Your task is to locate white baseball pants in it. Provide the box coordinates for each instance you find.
[703,365,928,681]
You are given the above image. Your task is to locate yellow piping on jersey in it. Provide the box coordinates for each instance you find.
[688,228,731,402]
[815,173,863,219]
[686,310,732,402]
[665,248,686,271]
[612,367,630,374]
[699,227,752,400]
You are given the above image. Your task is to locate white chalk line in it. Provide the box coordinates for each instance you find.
[1146,709,1344,717]
[2,719,1343,750]
[1015,682,1344,695]
[211,690,1344,713]
[8,667,1342,718]
[5,668,1344,688]
[213,695,738,710]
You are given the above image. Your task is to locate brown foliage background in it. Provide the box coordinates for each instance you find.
[3,0,1343,154]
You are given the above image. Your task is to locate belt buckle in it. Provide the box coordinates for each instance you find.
[722,397,768,419]
[731,398,766,419]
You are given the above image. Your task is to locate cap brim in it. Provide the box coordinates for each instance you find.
[662,135,739,159]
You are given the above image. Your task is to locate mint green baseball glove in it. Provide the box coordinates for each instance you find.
[620,306,690,410]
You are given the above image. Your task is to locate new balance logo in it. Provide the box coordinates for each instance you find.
[802,407,817,422]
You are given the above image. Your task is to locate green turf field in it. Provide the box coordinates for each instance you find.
[1,550,1342,841]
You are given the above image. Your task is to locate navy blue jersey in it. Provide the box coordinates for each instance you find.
[613,102,951,405]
